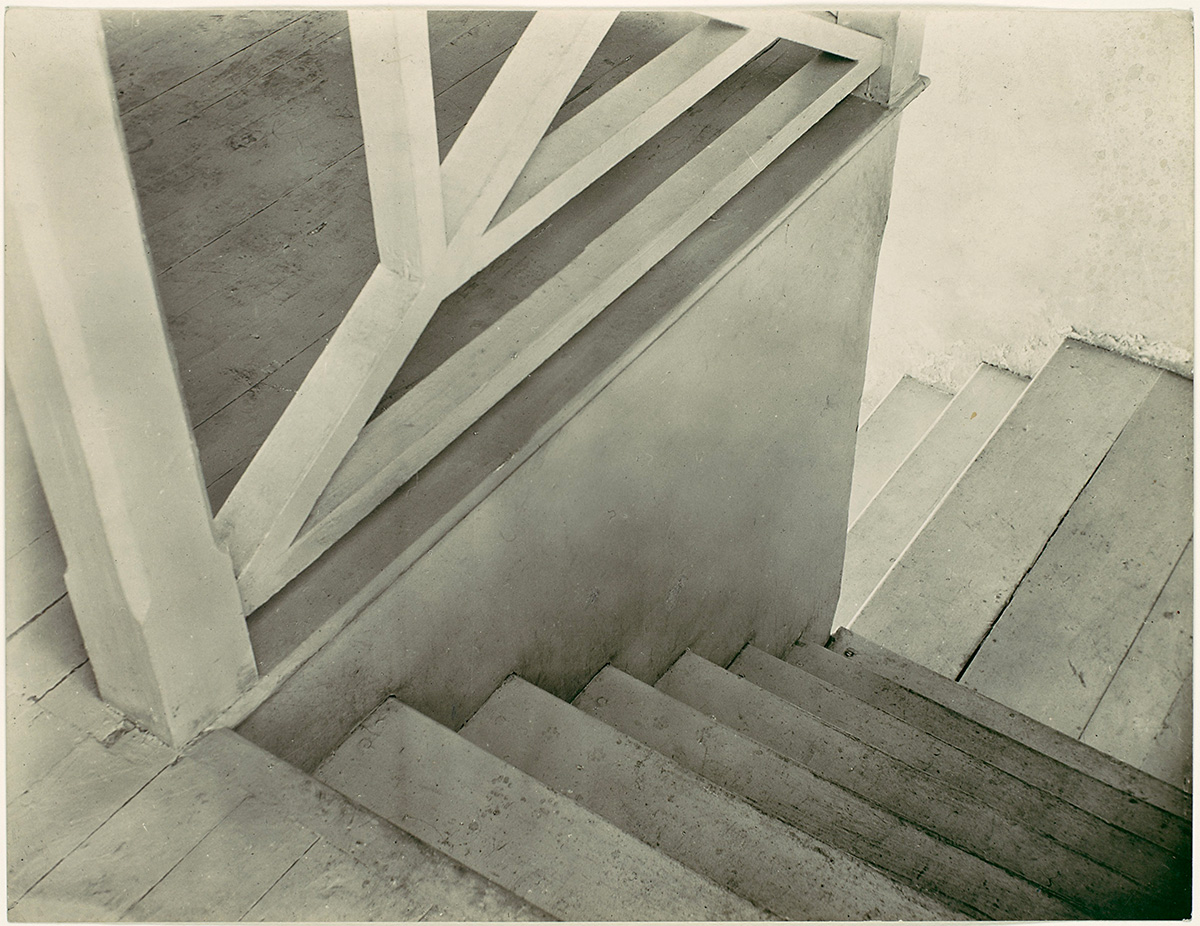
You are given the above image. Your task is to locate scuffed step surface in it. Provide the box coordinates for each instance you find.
[657,651,1161,919]
[836,364,1027,630]
[828,629,1192,836]
[744,642,1187,912]
[849,375,951,523]
[962,371,1193,737]
[463,674,962,921]
[315,697,767,922]
[575,664,1081,920]
[851,339,1162,676]
[1081,540,1192,790]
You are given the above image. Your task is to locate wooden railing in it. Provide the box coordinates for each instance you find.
[6,8,920,743]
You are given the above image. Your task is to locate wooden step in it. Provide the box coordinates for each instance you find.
[461,675,961,921]
[739,643,1188,911]
[835,364,1027,629]
[1081,540,1192,789]
[850,339,1163,675]
[828,628,1192,834]
[848,375,951,523]
[188,729,549,923]
[657,650,1163,918]
[314,698,766,921]
[574,664,1081,920]
[961,371,1193,735]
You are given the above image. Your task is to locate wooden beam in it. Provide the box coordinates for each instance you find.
[214,265,427,582]
[481,20,777,269]
[440,10,617,250]
[348,9,445,279]
[233,51,876,610]
[836,11,925,106]
[4,9,256,746]
[704,8,884,62]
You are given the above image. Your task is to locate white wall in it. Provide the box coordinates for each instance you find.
[864,9,1194,413]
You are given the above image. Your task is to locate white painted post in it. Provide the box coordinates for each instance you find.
[5,9,258,745]
[836,11,925,106]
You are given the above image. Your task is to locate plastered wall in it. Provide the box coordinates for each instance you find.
[865,9,1194,414]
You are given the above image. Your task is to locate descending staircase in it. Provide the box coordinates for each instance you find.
[263,337,1191,920]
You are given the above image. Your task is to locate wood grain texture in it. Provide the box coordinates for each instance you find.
[1141,673,1193,792]
[657,651,1155,918]
[464,676,963,921]
[837,365,1027,629]
[828,628,1192,831]
[14,753,249,920]
[962,371,1193,735]
[316,698,766,922]
[1082,542,1192,770]
[575,666,1079,920]
[745,642,1185,897]
[123,796,319,922]
[7,729,175,909]
[190,730,551,922]
[851,339,1162,676]
[848,375,950,522]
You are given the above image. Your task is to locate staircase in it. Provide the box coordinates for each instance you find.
[289,338,1192,920]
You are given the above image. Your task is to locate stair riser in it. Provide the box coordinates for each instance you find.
[828,630,1192,845]
[463,676,962,922]
[766,641,1182,888]
[662,653,1160,918]
[575,667,1081,921]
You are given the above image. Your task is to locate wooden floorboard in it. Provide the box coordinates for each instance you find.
[12,753,250,921]
[1082,540,1193,781]
[962,371,1193,736]
[851,339,1163,676]
[1141,673,1194,792]
[122,795,319,922]
[7,598,88,707]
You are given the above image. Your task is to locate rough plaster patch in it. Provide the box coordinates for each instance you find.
[1068,328,1194,379]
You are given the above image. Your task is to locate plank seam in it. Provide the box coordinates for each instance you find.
[954,402,1149,682]
[1077,539,1194,738]
[117,14,308,117]
[241,838,315,920]
[6,590,70,643]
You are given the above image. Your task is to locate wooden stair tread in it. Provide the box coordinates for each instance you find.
[962,371,1193,736]
[1081,539,1192,789]
[574,664,1081,920]
[314,697,766,922]
[461,674,961,922]
[828,628,1192,829]
[187,729,549,923]
[851,339,1163,676]
[836,363,1027,629]
[657,650,1164,918]
[739,643,1187,907]
[849,375,951,523]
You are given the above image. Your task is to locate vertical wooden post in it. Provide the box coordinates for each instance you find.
[836,11,925,106]
[5,9,257,746]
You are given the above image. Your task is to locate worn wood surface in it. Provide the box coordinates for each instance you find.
[575,666,1079,920]
[847,375,950,522]
[463,675,961,921]
[1141,673,1194,792]
[852,339,1163,676]
[744,642,1184,895]
[1082,541,1193,788]
[656,651,1155,917]
[836,365,1027,629]
[316,698,766,921]
[191,729,550,922]
[236,102,902,770]
[962,371,1193,735]
[8,729,175,911]
[828,628,1192,830]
